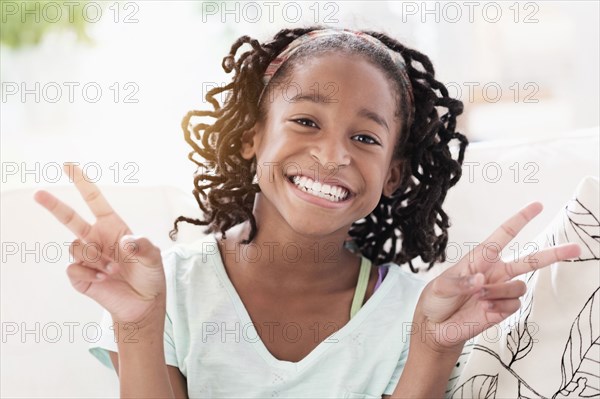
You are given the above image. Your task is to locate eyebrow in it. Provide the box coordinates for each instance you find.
[289,93,390,133]
[357,108,389,134]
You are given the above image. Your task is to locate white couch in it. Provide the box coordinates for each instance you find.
[1,127,598,398]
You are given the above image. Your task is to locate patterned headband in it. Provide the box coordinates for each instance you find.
[258,28,414,111]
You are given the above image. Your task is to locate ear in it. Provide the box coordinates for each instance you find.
[239,126,258,160]
[382,158,403,197]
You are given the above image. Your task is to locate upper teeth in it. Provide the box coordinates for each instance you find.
[291,175,349,202]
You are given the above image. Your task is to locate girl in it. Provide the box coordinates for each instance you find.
[34,27,580,398]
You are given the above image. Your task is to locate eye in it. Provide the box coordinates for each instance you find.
[352,134,381,146]
[292,118,319,128]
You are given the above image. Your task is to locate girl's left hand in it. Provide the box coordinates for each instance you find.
[414,201,581,354]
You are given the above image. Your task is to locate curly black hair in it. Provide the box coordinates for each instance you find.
[169,26,468,273]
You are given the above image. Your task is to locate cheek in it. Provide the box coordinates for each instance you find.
[357,162,388,207]
[255,133,303,173]
[361,159,388,186]
[253,138,295,183]
[255,124,290,156]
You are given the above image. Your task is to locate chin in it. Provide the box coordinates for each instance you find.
[285,215,349,239]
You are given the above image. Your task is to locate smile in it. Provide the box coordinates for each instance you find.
[288,175,350,203]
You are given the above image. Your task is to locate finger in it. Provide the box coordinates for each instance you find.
[482,298,521,315]
[117,235,163,269]
[69,239,110,272]
[34,190,92,240]
[477,280,527,300]
[66,263,107,294]
[505,243,581,279]
[64,162,115,218]
[480,202,543,253]
[431,271,486,298]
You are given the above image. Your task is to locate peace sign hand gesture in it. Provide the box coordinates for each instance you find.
[414,202,581,353]
[34,163,167,328]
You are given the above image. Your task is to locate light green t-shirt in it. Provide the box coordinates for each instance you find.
[89,234,426,397]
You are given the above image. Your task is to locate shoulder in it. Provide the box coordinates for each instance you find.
[159,234,222,283]
[375,262,427,312]
[361,263,427,330]
[159,234,227,319]
[383,262,428,293]
[161,234,220,261]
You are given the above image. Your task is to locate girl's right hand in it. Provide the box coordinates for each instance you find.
[34,163,167,328]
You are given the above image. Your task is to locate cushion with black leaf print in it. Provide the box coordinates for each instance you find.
[445,176,599,399]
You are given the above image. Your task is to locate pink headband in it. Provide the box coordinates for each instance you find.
[258,28,414,110]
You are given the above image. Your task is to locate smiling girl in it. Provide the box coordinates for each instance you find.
[34,27,581,398]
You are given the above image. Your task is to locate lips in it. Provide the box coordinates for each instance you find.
[285,173,354,203]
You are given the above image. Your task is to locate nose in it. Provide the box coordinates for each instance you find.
[309,132,351,170]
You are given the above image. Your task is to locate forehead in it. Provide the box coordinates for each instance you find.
[271,53,398,119]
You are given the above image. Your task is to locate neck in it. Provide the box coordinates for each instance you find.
[216,194,362,293]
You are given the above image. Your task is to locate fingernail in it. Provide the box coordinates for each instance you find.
[120,234,140,243]
[467,276,476,287]
[106,264,113,273]
[479,288,488,299]
[96,272,105,280]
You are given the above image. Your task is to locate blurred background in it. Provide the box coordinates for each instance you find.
[1,0,598,193]
[1,2,599,397]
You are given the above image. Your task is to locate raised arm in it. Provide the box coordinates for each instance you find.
[109,351,189,398]
[34,163,175,398]
[386,202,581,398]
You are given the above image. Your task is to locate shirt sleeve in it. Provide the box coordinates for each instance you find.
[88,250,179,371]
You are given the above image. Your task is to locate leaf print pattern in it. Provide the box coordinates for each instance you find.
[447,179,599,399]
[506,271,537,367]
[450,374,498,399]
[553,288,600,398]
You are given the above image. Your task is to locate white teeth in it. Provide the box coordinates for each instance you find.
[289,175,349,202]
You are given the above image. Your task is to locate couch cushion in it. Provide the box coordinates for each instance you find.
[414,127,599,280]
[0,185,203,398]
[445,176,599,398]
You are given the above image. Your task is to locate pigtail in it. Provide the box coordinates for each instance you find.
[169,28,318,243]
[348,31,468,271]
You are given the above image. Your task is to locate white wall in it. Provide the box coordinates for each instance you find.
[1,1,598,193]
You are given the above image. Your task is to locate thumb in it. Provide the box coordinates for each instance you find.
[116,235,163,269]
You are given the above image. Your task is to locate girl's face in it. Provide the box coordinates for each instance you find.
[241,53,404,238]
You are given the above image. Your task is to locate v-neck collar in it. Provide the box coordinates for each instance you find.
[205,234,400,372]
